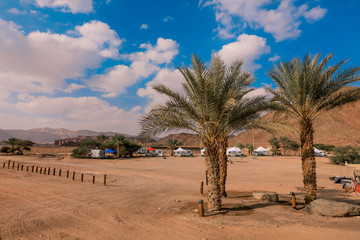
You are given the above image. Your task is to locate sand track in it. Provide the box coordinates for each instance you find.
[0,155,360,239]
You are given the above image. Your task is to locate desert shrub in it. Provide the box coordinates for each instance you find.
[71,147,90,158]
[1,146,11,153]
[314,144,335,152]
[329,146,360,164]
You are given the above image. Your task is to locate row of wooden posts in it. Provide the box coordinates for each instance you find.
[2,160,107,186]
[198,170,208,217]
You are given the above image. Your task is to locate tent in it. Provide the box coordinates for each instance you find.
[104,148,115,154]
[226,147,243,157]
[201,148,206,157]
[254,146,269,156]
[174,147,193,157]
[314,147,326,157]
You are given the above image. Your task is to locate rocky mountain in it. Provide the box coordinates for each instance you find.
[152,98,360,148]
[0,128,128,144]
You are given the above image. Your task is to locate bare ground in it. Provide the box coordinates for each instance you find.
[0,154,359,240]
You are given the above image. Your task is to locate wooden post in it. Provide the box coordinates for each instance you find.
[8,160,10,168]
[200,181,204,195]
[21,165,23,171]
[199,199,204,217]
[17,163,20,170]
[67,170,69,178]
[81,173,84,182]
[26,166,29,171]
[104,174,107,186]
[35,166,38,173]
[59,169,62,177]
[53,168,56,176]
[48,168,50,175]
[205,170,208,185]
[12,162,14,169]
[3,162,5,168]
[290,192,296,209]
[44,168,47,174]
[93,175,95,184]
[72,171,75,180]
[32,166,34,172]
[39,167,42,174]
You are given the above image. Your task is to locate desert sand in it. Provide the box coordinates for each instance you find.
[0,153,359,240]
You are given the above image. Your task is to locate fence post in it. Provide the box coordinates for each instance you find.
[199,199,204,217]
[93,175,95,184]
[39,167,42,174]
[35,166,38,173]
[8,160,10,169]
[32,166,34,172]
[21,165,23,171]
[3,162,5,168]
[26,166,29,171]
[200,181,204,195]
[12,162,15,169]
[17,163,20,170]
[67,170,69,178]
[81,173,84,182]
[104,174,107,186]
[53,168,56,176]
[59,169,62,177]
[72,171,75,180]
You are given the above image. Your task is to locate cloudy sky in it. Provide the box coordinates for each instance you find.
[0,0,358,134]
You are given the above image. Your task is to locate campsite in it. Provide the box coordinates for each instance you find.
[1,152,360,239]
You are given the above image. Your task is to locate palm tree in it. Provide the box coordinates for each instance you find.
[112,134,127,158]
[267,54,360,203]
[167,138,182,156]
[96,134,109,145]
[140,55,267,210]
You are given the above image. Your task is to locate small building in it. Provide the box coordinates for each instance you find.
[314,147,326,157]
[146,148,163,157]
[254,146,269,156]
[174,147,193,157]
[226,147,243,157]
[91,149,105,159]
[137,148,147,154]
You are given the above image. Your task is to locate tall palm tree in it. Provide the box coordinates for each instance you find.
[97,134,109,145]
[167,138,182,156]
[140,55,267,210]
[267,54,360,203]
[112,134,127,158]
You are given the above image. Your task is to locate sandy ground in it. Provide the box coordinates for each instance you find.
[0,153,360,240]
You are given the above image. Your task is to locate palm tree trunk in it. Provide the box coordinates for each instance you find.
[300,120,317,204]
[218,136,228,197]
[204,141,222,211]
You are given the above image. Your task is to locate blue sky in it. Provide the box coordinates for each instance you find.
[0,0,358,134]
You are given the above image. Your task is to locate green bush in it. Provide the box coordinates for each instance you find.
[0,146,11,153]
[314,144,335,152]
[329,146,360,164]
[71,147,90,158]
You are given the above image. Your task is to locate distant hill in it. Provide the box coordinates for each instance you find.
[0,128,129,144]
[152,98,360,148]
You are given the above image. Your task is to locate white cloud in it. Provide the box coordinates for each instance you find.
[204,0,327,41]
[162,16,173,22]
[33,0,93,13]
[88,38,179,97]
[304,6,327,23]
[0,19,122,95]
[137,68,184,112]
[140,24,149,30]
[0,95,141,134]
[268,54,280,62]
[218,34,270,72]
